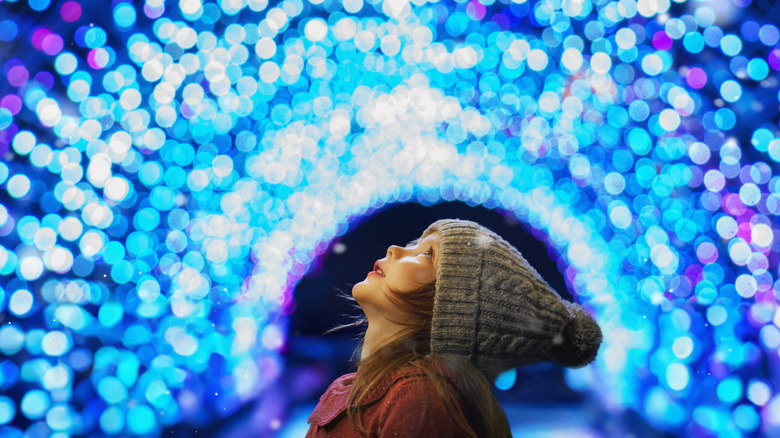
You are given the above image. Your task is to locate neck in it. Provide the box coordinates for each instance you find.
[360,319,400,362]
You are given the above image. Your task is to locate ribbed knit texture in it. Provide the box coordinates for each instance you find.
[423,219,602,378]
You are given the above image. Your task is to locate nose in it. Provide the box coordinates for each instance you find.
[387,245,403,259]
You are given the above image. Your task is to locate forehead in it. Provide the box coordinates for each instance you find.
[406,230,440,247]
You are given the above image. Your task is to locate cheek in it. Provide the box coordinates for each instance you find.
[411,261,437,283]
[392,266,434,292]
[413,269,435,285]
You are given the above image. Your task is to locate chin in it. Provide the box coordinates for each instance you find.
[351,280,373,306]
[351,281,366,297]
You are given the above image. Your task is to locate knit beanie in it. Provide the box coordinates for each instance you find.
[421,219,602,377]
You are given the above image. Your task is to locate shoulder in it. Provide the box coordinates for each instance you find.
[307,372,355,426]
[364,366,428,401]
[366,367,477,437]
[308,367,477,437]
[379,368,439,401]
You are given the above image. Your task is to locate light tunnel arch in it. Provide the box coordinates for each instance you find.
[242,140,643,400]
[0,0,778,437]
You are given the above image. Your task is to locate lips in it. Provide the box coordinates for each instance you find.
[373,261,385,277]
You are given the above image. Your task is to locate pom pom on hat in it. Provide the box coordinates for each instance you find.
[547,301,603,368]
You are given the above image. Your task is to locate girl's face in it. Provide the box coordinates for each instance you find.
[352,231,440,320]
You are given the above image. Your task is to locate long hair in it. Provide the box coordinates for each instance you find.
[339,281,512,438]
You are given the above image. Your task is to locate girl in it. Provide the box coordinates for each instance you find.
[306,219,602,437]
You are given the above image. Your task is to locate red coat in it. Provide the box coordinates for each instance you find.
[306,366,477,437]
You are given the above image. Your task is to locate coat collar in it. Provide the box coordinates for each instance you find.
[308,367,427,426]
